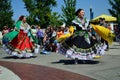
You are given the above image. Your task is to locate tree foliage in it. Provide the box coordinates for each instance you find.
[49,12,63,27]
[0,0,14,30]
[108,0,120,24]
[23,0,61,28]
[61,0,76,26]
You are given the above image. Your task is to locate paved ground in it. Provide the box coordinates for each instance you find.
[0,66,21,80]
[0,42,120,80]
[0,61,94,80]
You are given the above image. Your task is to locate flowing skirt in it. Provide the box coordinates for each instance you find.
[58,31,107,60]
[2,30,19,44]
[3,30,39,58]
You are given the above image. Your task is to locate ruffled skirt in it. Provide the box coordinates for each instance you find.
[58,31,107,60]
[3,30,39,58]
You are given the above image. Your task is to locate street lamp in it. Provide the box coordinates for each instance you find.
[90,6,94,20]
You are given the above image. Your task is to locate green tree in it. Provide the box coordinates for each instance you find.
[0,0,14,30]
[108,0,120,24]
[23,0,57,28]
[61,0,76,26]
[49,12,63,27]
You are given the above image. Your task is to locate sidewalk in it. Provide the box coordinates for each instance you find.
[0,61,94,80]
[0,42,120,80]
[0,66,21,80]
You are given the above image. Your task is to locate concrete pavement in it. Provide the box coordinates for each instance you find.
[0,66,21,80]
[0,42,120,80]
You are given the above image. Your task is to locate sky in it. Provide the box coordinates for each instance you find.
[11,0,111,21]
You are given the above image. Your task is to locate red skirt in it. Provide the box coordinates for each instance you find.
[10,30,33,51]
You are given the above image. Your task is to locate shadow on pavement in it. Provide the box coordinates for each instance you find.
[109,47,120,49]
[113,44,120,46]
[52,59,100,65]
[3,56,37,59]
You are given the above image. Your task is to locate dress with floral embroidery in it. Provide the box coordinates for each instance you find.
[58,16,106,60]
[3,21,39,58]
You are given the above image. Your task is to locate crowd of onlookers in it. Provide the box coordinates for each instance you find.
[114,24,120,43]
[0,26,10,45]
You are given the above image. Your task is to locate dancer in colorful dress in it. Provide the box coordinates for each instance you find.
[3,15,39,58]
[57,9,107,64]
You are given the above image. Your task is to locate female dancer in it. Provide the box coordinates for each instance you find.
[3,15,39,58]
[58,9,106,64]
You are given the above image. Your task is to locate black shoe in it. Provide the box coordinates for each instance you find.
[105,48,109,51]
[74,58,78,64]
